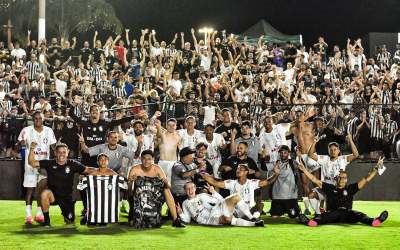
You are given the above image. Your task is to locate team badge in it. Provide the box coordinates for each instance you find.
[93,127,97,132]
[66,122,73,128]
[108,184,113,190]
[65,167,70,174]
[43,138,48,144]
[52,166,57,169]
[99,126,103,132]
[343,190,348,196]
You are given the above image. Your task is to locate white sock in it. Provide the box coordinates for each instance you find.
[231,217,255,227]
[252,211,261,219]
[236,200,254,220]
[26,205,32,217]
[36,206,43,216]
[303,197,311,211]
[309,198,321,215]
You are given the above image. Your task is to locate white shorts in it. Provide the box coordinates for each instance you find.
[234,202,252,219]
[23,165,46,188]
[312,187,326,201]
[158,160,175,184]
[301,154,320,172]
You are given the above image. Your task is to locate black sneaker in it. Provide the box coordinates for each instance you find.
[298,214,310,225]
[80,215,87,225]
[378,211,389,223]
[172,218,185,228]
[41,221,51,227]
[254,219,265,227]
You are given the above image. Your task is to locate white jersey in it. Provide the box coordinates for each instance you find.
[317,155,350,185]
[125,132,154,165]
[180,192,224,225]
[224,179,260,208]
[259,124,289,162]
[198,133,225,177]
[18,125,57,168]
[178,129,204,148]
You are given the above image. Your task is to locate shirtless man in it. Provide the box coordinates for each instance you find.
[127,150,184,227]
[286,106,321,214]
[156,118,182,183]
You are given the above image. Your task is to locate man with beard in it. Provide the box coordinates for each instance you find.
[230,120,261,166]
[306,134,359,215]
[215,108,241,158]
[298,157,388,227]
[125,120,155,166]
[127,150,184,228]
[28,143,99,226]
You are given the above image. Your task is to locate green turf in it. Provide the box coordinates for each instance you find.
[0,201,399,249]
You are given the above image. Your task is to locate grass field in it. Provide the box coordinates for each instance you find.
[0,201,399,250]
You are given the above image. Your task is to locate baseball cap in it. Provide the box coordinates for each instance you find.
[278,145,290,152]
[179,147,196,158]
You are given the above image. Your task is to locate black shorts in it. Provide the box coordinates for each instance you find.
[270,199,300,218]
[51,196,76,221]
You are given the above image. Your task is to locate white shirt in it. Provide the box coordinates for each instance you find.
[180,192,224,224]
[178,129,204,148]
[168,79,182,94]
[198,133,225,177]
[11,48,26,59]
[18,125,57,168]
[317,155,350,185]
[202,106,216,126]
[125,132,154,165]
[224,179,260,208]
[55,79,67,97]
[259,124,289,162]
[33,102,52,111]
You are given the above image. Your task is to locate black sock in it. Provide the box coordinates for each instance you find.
[43,212,50,224]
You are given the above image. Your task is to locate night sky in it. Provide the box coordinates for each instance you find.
[110,0,400,47]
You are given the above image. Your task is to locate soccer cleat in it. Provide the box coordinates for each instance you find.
[308,220,318,227]
[298,214,309,225]
[254,219,265,227]
[172,218,185,228]
[34,214,44,223]
[25,216,33,225]
[372,210,389,227]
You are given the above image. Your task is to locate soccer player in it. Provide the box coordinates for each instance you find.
[202,163,280,219]
[155,118,182,183]
[18,111,57,224]
[305,134,359,214]
[28,142,98,226]
[297,157,389,227]
[127,150,184,228]
[178,116,204,148]
[177,182,264,227]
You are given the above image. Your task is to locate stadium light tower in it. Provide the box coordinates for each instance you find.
[38,0,45,42]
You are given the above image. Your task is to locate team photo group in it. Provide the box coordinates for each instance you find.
[4,23,396,231]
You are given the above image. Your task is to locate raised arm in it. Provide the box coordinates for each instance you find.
[297,161,322,188]
[125,29,130,47]
[346,134,359,162]
[307,135,320,161]
[357,157,383,189]
[201,173,226,189]
[259,162,281,187]
[93,31,98,49]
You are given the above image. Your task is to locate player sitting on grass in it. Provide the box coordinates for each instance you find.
[297,157,389,227]
[177,182,264,227]
[201,163,280,219]
[28,142,98,227]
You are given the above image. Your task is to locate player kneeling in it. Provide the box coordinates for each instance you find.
[177,182,264,227]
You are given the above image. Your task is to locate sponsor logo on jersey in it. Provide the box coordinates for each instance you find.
[343,190,348,196]
[65,167,70,174]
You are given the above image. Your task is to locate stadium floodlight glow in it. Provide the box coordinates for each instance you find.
[199,27,214,43]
